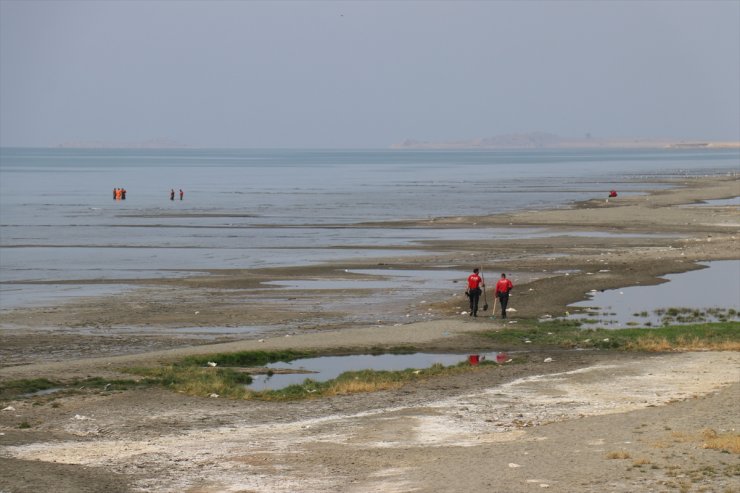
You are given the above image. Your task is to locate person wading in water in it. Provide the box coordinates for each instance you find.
[466,268,485,317]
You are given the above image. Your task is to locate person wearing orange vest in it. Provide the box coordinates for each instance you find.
[494,273,514,319]
[466,268,485,317]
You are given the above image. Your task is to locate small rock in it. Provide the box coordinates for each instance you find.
[508,463,521,468]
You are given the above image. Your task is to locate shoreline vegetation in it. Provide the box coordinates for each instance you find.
[2,321,737,403]
[1,174,739,492]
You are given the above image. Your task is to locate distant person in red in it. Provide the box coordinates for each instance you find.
[121,188,126,200]
[466,268,485,317]
[495,273,514,319]
[115,188,122,200]
[170,189,175,201]
[179,189,184,200]
[609,190,618,198]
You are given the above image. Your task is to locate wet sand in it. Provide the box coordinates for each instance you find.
[0,175,738,492]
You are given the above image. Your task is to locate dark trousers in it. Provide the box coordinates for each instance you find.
[469,288,481,316]
[498,293,509,318]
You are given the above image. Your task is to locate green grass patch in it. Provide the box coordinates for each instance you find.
[0,376,146,400]
[179,349,315,368]
[485,320,740,351]
[128,365,253,399]
[0,378,58,399]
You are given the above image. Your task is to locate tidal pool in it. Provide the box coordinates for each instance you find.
[682,196,739,207]
[248,352,503,391]
[569,260,740,328]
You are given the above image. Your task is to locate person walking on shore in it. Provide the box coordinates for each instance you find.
[466,268,485,317]
[170,189,175,201]
[179,189,184,200]
[495,273,514,319]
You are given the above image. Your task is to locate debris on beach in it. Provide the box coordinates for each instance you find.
[2,406,15,411]
[544,357,553,363]
[209,393,219,398]
[207,361,217,367]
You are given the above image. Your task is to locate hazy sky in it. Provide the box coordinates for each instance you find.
[1,0,739,148]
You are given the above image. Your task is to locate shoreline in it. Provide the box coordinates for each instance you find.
[1,175,739,492]
[1,175,738,378]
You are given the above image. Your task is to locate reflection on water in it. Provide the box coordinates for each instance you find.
[569,260,740,328]
[248,352,503,391]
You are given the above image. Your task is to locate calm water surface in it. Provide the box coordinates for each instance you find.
[1,147,738,307]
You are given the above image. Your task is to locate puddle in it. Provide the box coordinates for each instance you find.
[20,387,64,398]
[568,260,740,328]
[169,325,268,336]
[682,196,740,207]
[247,352,504,391]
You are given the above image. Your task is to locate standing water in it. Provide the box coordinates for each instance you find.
[1,147,738,307]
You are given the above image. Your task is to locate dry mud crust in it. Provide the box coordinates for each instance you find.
[1,351,738,493]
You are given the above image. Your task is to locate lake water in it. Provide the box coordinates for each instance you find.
[1,147,738,308]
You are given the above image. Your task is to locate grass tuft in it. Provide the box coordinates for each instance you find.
[606,450,631,459]
[701,428,740,454]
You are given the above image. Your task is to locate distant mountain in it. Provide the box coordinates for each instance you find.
[57,139,190,149]
[391,133,740,149]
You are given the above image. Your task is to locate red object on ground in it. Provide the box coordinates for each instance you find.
[495,352,508,364]
[468,354,480,365]
[609,190,618,197]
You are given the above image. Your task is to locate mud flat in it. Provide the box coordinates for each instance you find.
[1,176,738,492]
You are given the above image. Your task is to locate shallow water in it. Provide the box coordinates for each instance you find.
[248,352,502,391]
[569,260,740,328]
[1,147,738,307]
[684,196,740,207]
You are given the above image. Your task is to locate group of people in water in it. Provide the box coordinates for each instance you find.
[466,268,513,319]
[112,188,185,201]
